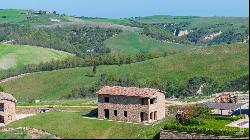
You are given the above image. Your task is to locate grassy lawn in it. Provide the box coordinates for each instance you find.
[0,44,73,70]
[105,31,193,55]
[1,43,248,101]
[8,112,164,139]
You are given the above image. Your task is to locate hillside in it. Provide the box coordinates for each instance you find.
[0,44,73,70]
[105,31,193,55]
[133,15,249,45]
[134,15,249,27]
[0,9,68,25]
[0,43,248,102]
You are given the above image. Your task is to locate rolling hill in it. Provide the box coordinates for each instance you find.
[0,43,248,102]
[0,9,68,25]
[0,44,73,70]
[105,31,193,55]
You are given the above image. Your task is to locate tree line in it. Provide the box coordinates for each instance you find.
[0,50,175,81]
[0,23,122,57]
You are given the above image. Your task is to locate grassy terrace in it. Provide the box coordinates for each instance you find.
[0,44,73,70]
[8,112,164,139]
[0,43,248,102]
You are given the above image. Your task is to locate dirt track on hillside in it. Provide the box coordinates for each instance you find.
[0,73,31,84]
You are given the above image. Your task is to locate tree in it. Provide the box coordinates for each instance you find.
[0,86,4,92]
[92,61,97,75]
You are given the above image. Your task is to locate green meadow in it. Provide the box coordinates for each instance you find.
[1,43,248,102]
[105,31,193,55]
[0,44,73,70]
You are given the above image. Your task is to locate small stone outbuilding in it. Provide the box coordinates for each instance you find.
[0,92,16,124]
[97,86,165,123]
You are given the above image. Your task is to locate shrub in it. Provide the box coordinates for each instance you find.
[163,124,248,137]
[0,86,4,92]
[205,115,245,121]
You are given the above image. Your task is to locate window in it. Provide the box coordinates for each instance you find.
[150,99,154,104]
[150,112,153,119]
[124,111,127,117]
[141,98,148,105]
[104,97,109,103]
[150,98,157,104]
[0,103,4,112]
[114,110,117,116]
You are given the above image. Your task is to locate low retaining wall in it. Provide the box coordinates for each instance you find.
[160,130,249,139]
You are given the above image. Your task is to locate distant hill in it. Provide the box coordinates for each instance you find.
[104,31,194,55]
[0,44,73,70]
[0,9,68,25]
[1,43,248,101]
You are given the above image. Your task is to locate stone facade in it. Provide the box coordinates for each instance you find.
[160,130,249,139]
[97,86,165,123]
[0,92,16,124]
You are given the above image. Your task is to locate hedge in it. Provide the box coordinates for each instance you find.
[163,124,249,137]
[204,115,245,121]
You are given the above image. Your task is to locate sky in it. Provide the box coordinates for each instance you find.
[0,0,249,18]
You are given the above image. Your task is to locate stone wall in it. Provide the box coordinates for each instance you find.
[0,99,16,124]
[160,130,249,139]
[98,92,165,123]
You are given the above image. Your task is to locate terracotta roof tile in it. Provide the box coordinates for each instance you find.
[0,92,17,102]
[97,86,161,97]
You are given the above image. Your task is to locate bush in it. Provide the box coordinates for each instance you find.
[163,124,248,137]
[0,86,4,92]
[205,115,245,121]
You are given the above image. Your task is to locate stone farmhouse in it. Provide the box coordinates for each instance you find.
[0,92,16,124]
[97,86,165,123]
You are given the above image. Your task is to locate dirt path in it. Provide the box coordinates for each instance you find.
[17,105,97,108]
[165,98,214,107]
[0,73,31,84]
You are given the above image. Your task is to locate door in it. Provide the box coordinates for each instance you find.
[104,109,109,119]
[0,115,4,123]
[140,112,144,122]
[154,111,157,120]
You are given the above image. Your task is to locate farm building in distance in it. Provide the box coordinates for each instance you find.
[0,92,16,124]
[97,86,165,123]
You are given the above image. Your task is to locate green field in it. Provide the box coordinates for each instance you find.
[8,112,163,139]
[0,9,67,25]
[0,43,248,102]
[105,31,193,55]
[0,44,73,70]
[78,17,131,26]
[135,15,249,29]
